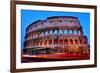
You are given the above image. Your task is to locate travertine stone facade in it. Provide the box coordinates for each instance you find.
[23,16,90,55]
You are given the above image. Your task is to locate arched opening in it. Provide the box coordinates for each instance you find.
[75,39,78,44]
[84,40,87,45]
[42,32,44,36]
[80,39,82,44]
[59,39,63,45]
[42,41,44,45]
[45,31,48,35]
[36,41,38,46]
[64,30,67,34]
[44,40,47,45]
[50,30,52,35]
[78,31,81,35]
[69,30,72,34]
[70,39,73,44]
[54,30,57,35]
[49,39,52,45]
[59,30,63,34]
[64,39,68,45]
[40,40,42,45]
[54,38,58,45]
[32,42,35,46]
[73,30,77,35]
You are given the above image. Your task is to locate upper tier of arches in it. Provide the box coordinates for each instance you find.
[26,16,81,34]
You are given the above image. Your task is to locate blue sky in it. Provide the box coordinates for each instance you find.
[21,9,90,49]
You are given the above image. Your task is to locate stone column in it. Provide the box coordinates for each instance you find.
[72,30,74,35]
[40,32,42,37]
[42,31,45,46]
[48,30,50,36]
[68,30,69,35]
[35,33,37,38]
[44,31,46,36]
[52,37,54,46]
[38,40,40,47]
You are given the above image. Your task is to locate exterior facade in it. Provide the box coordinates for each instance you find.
[23,16,90,57]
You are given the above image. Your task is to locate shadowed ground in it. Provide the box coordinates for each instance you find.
[21,53,90,63]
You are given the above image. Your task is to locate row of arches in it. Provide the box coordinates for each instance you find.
[25,29,83,40]
[24,37,87,48]
[42,29,82,35]
[27,19,79,33]
[23,46,89,55]
[35,38,87,47]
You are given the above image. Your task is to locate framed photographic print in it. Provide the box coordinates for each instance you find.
[10,0,97,72]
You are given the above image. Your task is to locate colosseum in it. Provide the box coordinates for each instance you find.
[22,16,90,62]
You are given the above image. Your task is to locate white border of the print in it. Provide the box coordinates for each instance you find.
[16,5,94,69]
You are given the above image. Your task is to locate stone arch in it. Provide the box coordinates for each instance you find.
[64,29,67,34]
[70,39,73,44]
[41,40,43,45]
[44,39,47,45]
[49,30,52,35]
[36,41,38,46]
[49,39,52,45]
[40,40,42,46]
[83,40,87,45]
[45,31,48,35]
[54,38,58,45]
[80,39,82,44]
[75,39,78,44]
[59,38,63,45]
[73,30,77,35]
[69,30,72,34]
[64,39,68,45]
[78,31,81,35]
[59,29,63,34]
[42,32,44,36]
[54,30,57,35]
